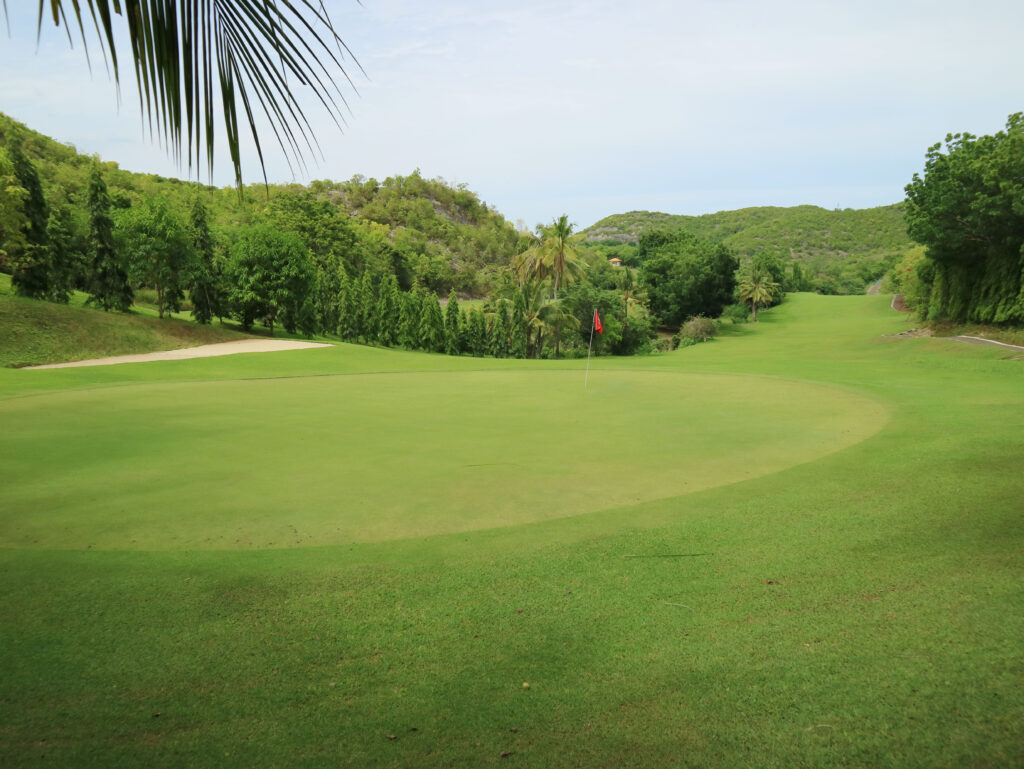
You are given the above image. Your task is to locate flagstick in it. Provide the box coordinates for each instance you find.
[584,311,596,388]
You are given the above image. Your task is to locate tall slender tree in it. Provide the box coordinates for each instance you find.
[86,167,132,312]
[188,197,222,324]
[358,272,377,342]
[377,274,401,346]
[445,289,462,355]
[337,270,358,341]
[6,136,50,298]
[509,290,528,359]
[419,292,446,353]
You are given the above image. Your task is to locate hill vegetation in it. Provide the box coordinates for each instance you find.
[581,203,913,295]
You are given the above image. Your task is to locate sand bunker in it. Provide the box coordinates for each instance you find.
[26,339,332,369]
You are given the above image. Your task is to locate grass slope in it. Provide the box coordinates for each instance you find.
[0,275,249,368]
[0,294,1021,768]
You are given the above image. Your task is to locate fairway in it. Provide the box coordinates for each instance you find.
[1,294,1021,769]
[1,370,885,549]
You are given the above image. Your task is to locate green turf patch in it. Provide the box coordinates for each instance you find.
[0,370,885,550]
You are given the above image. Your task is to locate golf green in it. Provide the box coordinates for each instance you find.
[0,369,886,550]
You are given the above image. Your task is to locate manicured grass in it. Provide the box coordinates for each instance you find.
[1,293,1021,768]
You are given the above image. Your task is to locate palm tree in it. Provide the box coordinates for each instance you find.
[15,1,363,188]
[536,214,583,301]
[738,269,780,322]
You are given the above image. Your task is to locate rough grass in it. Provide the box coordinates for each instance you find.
[0,293,1021,769]
[0,274,249,367]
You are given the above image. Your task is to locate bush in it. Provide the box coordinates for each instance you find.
[721,303,749,324]
[681,315,717,342]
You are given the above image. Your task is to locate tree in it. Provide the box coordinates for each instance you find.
[513,214,585,300]
[398,288,423,349]
[638,231,738,327]
[489,300,509,358]
[509,289,528,359]
[117,197,193,318]
[314,252,345,335]
[358,272,378,342]
[6,136,50,298]
[419,292,446,353]
[467,307,487,356]
[86,167,132,312]
[224,225,313,336]
[738,269,781,322]
[376,274,401,347]
[0,146,28,266]
[188,197,223,324]
[445,289,462,355]
[26,2,363,188]
[337,270,358,341]
[904,113,1024,323]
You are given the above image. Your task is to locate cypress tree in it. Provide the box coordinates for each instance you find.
[444,288,462,355]
[358,271,377,342]
[45,207,76,304]
[86,167,132,312]
[419,292,446,353]
[188,197,222,324]
[337,270,358,341]
[510,289,528,359]
[7,137,50,298]
[398,289,422,349]
[314,252,344,335]
[489,300,509,358]
[458,307,472,353]
[469,307,487,356]
[377,274,400,347]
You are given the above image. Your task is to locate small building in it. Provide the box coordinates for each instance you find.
[609,257,623,267]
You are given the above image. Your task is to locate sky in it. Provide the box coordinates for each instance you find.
[1,0,1022,230]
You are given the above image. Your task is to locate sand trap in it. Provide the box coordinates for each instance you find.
[26,339,332,369]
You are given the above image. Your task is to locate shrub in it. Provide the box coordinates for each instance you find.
[681,315,717,342]
[721,303,749,324]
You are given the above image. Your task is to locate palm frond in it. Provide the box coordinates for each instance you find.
[25,0,363,188]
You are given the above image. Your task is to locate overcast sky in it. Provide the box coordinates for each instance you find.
[1,0,1021,229]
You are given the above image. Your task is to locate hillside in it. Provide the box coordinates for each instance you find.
[581,204,914,294]
[0,112,526,295]
[0,274,247,367]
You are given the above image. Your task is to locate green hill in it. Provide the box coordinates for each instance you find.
[0,112,526,296]
[581,204,914,294]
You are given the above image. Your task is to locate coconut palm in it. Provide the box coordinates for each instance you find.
[738,269,780,322]
[14,1,362,187]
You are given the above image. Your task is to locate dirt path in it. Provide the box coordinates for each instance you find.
[25,339,333,369]
[888,295,1024,352]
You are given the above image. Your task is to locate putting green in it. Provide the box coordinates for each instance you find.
[0,370,887,550]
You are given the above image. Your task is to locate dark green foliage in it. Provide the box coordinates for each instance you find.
[86,168,132,312]
[904,113,1024,324]
[314,253,345,335]
[467,307,487,356]
[6,136,50,298]
[116,197,194,318]
[444,289,462,355]
[337,270,358,341]
[582,203,912,295]
[44,206,78,304]
[376,274,401,347]
[638,231,738,327]
[418,292,446,353]
[489,300,509,358]
[358,272,377,342]
[509,290,528,359]
[188,198,222,324]
[224,225,314,336]
[398,289,422,349]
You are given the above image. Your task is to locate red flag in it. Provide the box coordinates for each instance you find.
[594,310,603,334]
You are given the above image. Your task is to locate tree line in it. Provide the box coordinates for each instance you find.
[3,118,785,359]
